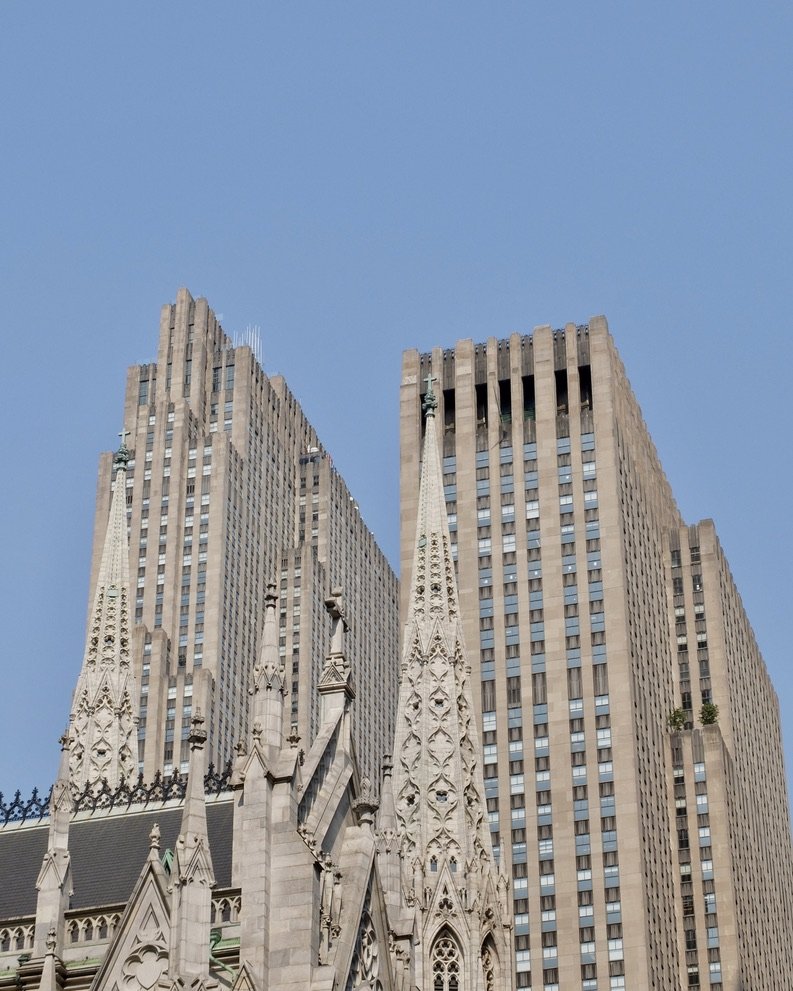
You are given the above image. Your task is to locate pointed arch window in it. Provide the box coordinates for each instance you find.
[481,936,499,991]
[432,930,462,991]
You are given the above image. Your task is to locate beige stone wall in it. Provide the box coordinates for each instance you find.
[668,726,741,990]
[85,289,398,785]
[400,319,793,990]
[667,522,793,989]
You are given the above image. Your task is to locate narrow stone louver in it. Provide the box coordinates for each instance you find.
[169,710,216,986]
[69,434,138,790]
[32,733,74,983]
[391,377,512,989]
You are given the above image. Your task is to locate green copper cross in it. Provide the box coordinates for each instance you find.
[423,373,438,415]
[114,427,132,470]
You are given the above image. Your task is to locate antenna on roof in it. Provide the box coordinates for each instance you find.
[234,324,263,365]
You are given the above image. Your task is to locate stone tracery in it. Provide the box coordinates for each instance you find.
[69,440,138,792]
[431,931,461,991]
[387,381,511,989]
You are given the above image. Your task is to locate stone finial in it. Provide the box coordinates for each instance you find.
[324,587,349,656]
[353,775,379,830]
[113,428,131,471]
[320,586,356,716]
[246,578,286,757]
[171,702,215,981]
[33,730,74,959]
[149,822,161,851]
[257,583,282,683]
[318,587,355,723]
[230,740,248,788]
[422,373,437,416]
[188,710,207,750]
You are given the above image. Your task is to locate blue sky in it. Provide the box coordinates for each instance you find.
[1,4,791,801]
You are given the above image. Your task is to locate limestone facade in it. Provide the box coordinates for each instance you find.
[86,288,398,785]
[400,322,793,990]
[0,381,515,991]
[389,385,513,988]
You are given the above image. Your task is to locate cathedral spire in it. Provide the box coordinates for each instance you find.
[250,582,286,758]
[391,378,511,987]
[318,587,355,724]
[169,711,215,983]
[406,375,461,632]
[33,733,74,961]
[375,755,400,918]
[69,432,138,791]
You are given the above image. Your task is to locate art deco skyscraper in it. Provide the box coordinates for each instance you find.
[400,320,793,991]
[86,288,398,784]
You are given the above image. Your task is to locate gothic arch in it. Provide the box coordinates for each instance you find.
[481,933,500,991]
[430,927,462,991]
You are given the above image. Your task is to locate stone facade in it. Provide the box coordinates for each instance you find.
[666,522,793,988]
[400,322,793,990]
[87,288,398,786]
[0,378,515,990]
[387,383,513,989]
[3,309,789,991]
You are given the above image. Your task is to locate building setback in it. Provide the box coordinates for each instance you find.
[85,287,398,785]
[400,319,793,991]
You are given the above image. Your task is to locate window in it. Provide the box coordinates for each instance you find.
[432,932,462,991]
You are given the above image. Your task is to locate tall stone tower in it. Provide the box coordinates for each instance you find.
[86,288,398,784]
[387,378,512,990]
[400,323,793,990]
[69,437,138,790]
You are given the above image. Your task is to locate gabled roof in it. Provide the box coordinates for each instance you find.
[0,800,233,920]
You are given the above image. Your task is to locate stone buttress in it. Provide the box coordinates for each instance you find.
[232,586,400,991]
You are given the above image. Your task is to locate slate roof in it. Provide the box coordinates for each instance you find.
[0,799,234,921]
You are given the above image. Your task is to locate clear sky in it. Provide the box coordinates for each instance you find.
[1,4,791,803]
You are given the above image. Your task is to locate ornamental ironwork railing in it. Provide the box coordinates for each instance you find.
[0,761,233,826]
